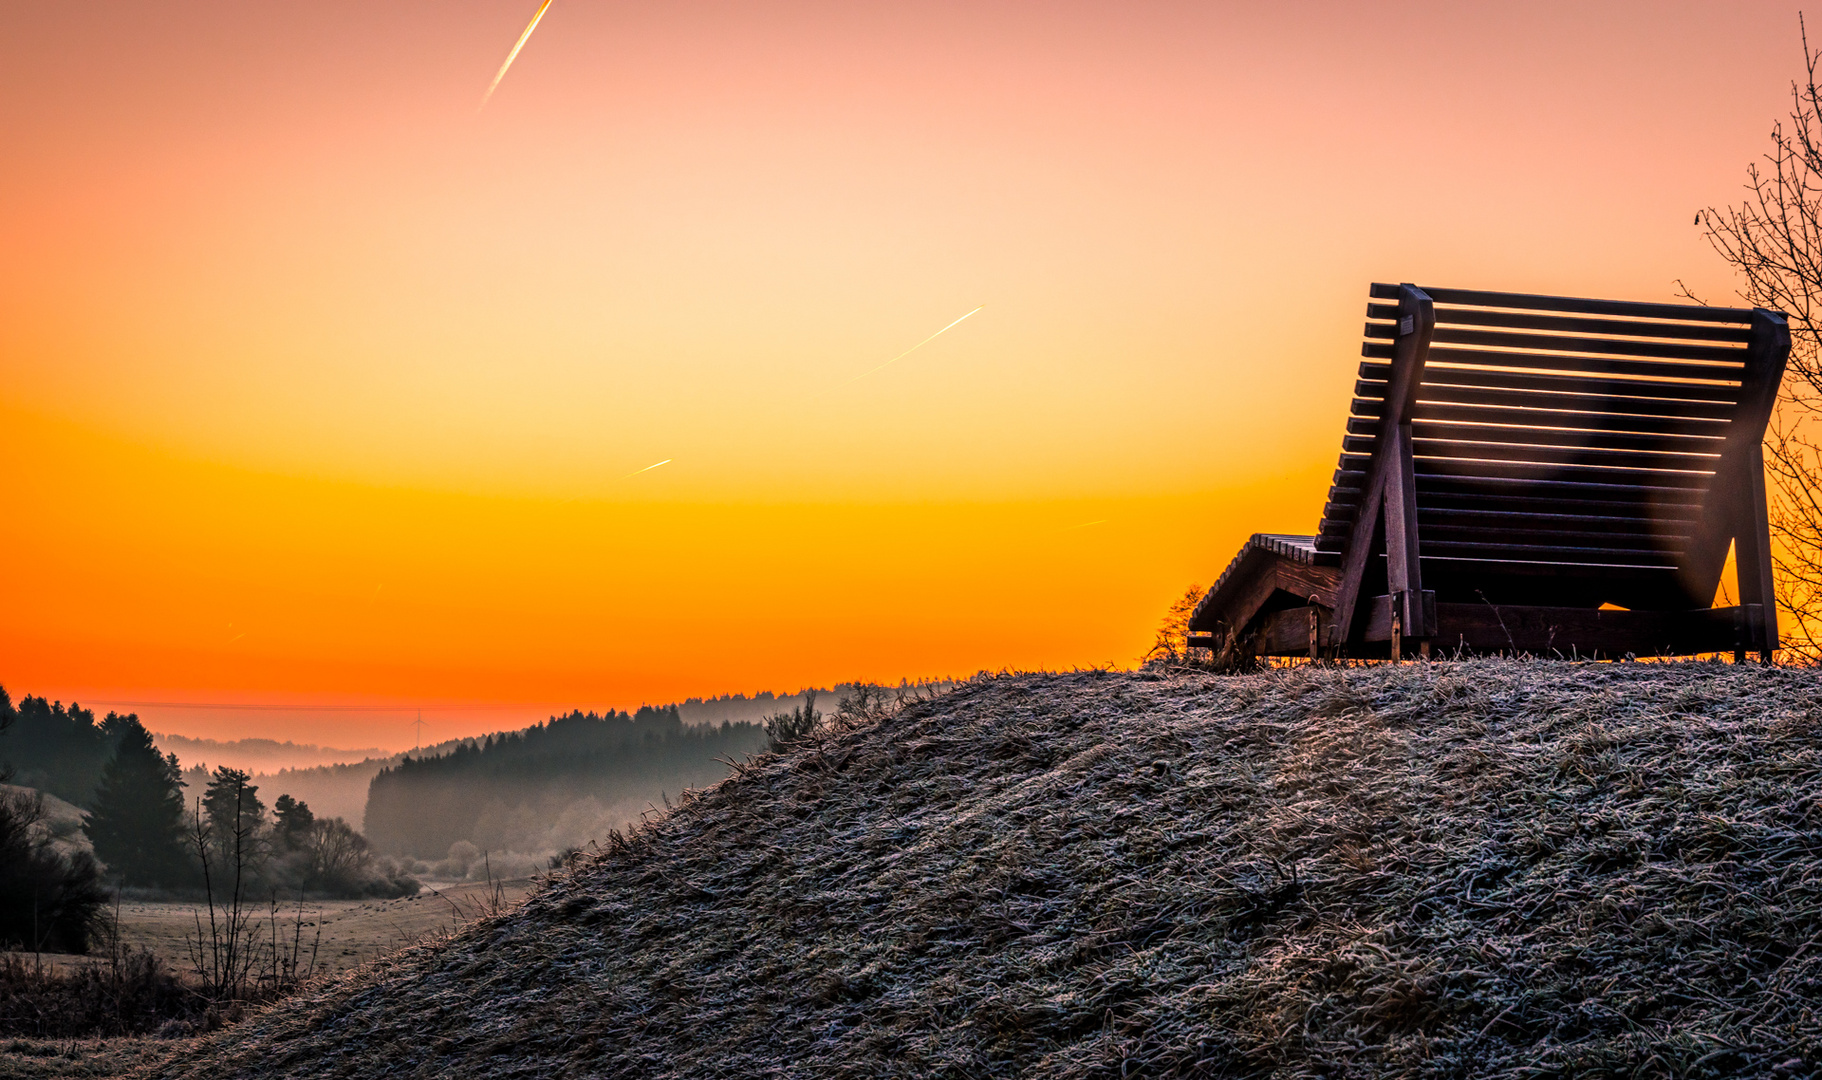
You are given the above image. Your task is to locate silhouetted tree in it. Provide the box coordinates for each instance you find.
[302,818,372,890]
[0,788,108,952]
[272,795,315,852]
[202,768,266,876]
[84,718,190,888]
[1143,583,1212,667]
[1696,17,1822,657]
[0,692,118,807]
[0,698,108,951]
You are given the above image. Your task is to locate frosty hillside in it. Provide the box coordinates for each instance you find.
[148,661,1822,1079]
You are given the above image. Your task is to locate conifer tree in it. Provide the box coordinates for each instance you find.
[273,794,315,851]
[84,715,190,887]
[202,766,267,872]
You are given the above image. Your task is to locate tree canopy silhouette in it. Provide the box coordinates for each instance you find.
[84,717,191,888]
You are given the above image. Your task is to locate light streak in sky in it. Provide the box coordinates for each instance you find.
[621,459,672,479]
[842,306,984,386]
[480,0,555,109]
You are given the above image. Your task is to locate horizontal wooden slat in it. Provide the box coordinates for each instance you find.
[1318,491,1708,534]
[1370,282,1760,324]
[1338,439,1720,473]
[1429,307,1754,343]
[1413,440,1716,471]
[1430,327,1746,363]
[1412,484,1707,511]
[1426,347,1743,384]
[1251,605,1348,655]
[1428,603,1747,656]
[1243,602,1750,657]
[1322,517,1689,546]
[1418,368,1742,402]
[1419,506,1700,528]
[1421,546,1679,568]
[1386,463,1715,492]
[1370,309,1749,338]
[1352,397,1737,430]
[1345,418,1724,452]
[1420,557,1683,577]
[1360,364,1746,403]
[1322,495,1704,530]
[1421,524,1689,547]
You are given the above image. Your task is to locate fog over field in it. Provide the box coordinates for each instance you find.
[151,735,387,775]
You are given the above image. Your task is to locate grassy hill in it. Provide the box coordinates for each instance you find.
[141,661,1821,1078]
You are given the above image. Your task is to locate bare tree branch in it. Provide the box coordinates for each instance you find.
[1698,15,1822,661]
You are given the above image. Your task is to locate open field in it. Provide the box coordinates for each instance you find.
[2,880,536,981]
[0,880,537,1078]
[0,1036,171,1080]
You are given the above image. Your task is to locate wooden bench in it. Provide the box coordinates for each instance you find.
[1186,284,1791,662]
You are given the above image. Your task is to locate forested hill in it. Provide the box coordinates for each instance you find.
[152,662,1822,1079]
[363,705,766,857]
[0,691,144,808]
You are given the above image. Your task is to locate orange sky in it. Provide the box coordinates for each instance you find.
[0,0,1804,746]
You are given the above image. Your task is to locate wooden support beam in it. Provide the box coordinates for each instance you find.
[1333,284,1434,645]
[1733,311,1788,661]
[1676,309,1787,612]
[1248,602,1744,658]
[1431,603,1743,656]
[1363,592,1437,643]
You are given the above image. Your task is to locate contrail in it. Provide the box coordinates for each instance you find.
[620,458,671,479]
[842,306,983,386]
[480,0,555,109]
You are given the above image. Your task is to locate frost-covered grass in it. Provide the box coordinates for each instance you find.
[143,661,1822,1079]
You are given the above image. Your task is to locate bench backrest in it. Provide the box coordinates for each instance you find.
[1315,284,1789,611]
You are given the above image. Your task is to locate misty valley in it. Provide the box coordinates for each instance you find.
[0,687,838,902]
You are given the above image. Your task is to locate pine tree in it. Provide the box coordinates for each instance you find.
[84,715,191,887]
[202,766,267,884]
[273,794,315,852]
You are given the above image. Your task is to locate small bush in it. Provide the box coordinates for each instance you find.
[763,693,821,752]
[0,950,208,1038]
[1143,583,1212,666]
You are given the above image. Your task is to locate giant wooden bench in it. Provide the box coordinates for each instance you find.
[1185,284,1791,662]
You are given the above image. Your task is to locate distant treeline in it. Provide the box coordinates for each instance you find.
[153,734,387,774]
[2,696,131,808]
[364,706,767,858]
[0,686,412,906]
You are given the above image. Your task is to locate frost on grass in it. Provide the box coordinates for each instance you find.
[145,661,1822,1079]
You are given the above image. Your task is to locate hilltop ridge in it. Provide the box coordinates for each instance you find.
[143,662,1822,1079]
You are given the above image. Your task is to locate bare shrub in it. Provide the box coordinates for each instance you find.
[763,691,821,752]
[1695,16,1822,659]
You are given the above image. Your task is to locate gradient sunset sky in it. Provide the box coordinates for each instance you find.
[0,0,1804,746]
